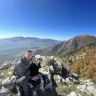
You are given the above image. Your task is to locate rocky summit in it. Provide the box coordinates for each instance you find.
[0,56,96,96]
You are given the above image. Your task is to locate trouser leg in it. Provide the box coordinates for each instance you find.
[37,74,44,92]
[21,78,28,96]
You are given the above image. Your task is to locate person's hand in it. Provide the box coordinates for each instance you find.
[32,76,39,81]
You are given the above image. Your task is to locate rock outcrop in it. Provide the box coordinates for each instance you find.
[0,58,96,96]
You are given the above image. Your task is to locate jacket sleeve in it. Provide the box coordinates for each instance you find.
[13,62,24,78]
[14,61,32,80]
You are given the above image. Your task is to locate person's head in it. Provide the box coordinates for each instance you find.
[24,50,32,60]
[32,56,35,62]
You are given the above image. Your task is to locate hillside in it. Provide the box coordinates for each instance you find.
[0,36,61,64]
[56,42,96,84]
[67,43,96,83]
[34,35,96,56]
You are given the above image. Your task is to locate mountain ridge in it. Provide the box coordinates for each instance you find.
[0,36,62,52]
[34,34,96,56]
[0,36,62,41]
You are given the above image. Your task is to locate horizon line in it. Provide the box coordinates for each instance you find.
[0,36,65,41]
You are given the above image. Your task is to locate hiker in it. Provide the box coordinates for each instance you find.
[28,56,44,92]
[14,50,39,96]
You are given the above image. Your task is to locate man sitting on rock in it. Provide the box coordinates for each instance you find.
[14,50,39,96]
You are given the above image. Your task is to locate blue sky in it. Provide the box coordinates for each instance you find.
[0,0,96,40]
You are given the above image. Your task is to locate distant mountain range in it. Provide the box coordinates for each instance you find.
[0,36,62,64]
[0,36,62,52]
[34,35,96,56]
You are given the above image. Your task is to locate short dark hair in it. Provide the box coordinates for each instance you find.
[27,50,32,53]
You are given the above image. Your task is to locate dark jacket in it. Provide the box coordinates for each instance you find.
[29,62,41,77]
[14,57,31,79]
